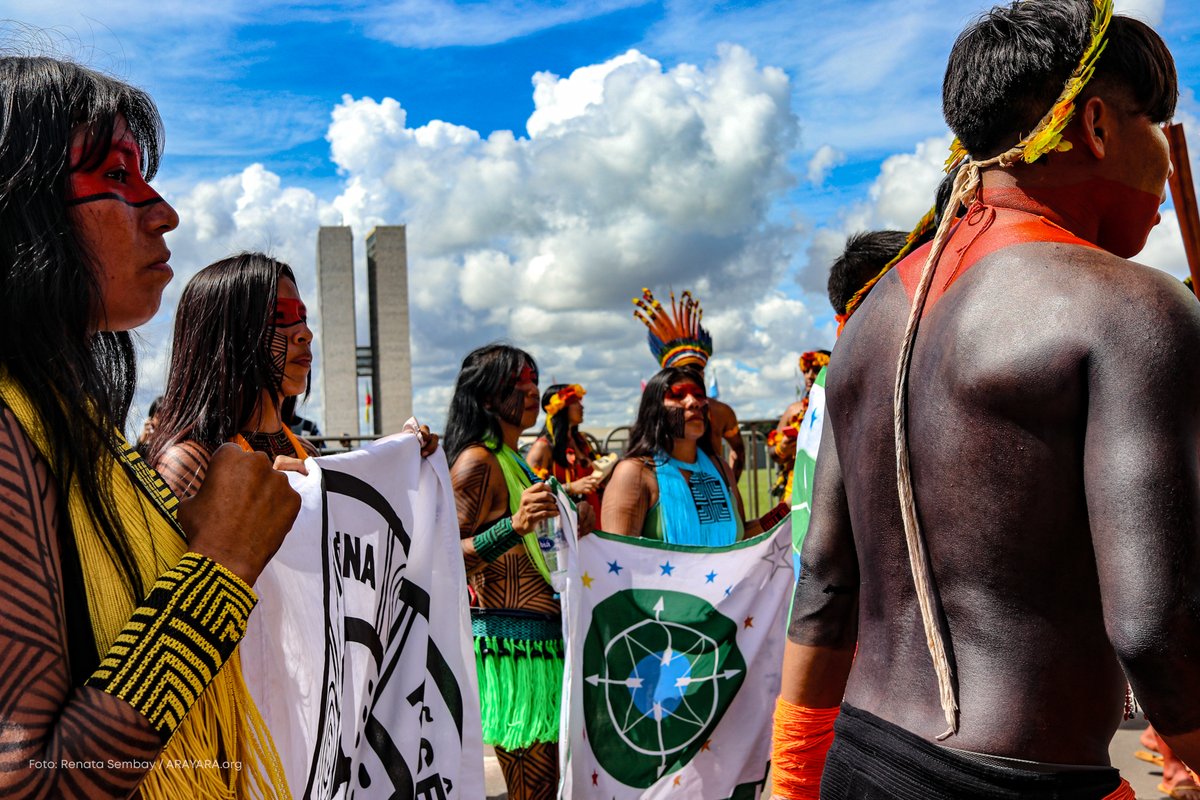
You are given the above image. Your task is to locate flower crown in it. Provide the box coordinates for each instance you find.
[544,384,585,418]
[544,384,585,441]
[799,351,831,374]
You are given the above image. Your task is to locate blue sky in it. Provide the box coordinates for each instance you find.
[4,0,1197,430]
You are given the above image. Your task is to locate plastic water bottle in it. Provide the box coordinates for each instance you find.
[536,514,569,593]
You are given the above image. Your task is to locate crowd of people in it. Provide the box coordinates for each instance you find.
[0,0,1197,798]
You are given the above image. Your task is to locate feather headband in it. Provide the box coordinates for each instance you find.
[632,288,714,368]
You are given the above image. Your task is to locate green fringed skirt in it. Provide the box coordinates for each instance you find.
[472,609,564,750]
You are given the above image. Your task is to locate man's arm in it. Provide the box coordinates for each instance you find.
[771,401,805,466]
[716,401,746,480]
[1084,274,1200,765]
[783,417,858,704]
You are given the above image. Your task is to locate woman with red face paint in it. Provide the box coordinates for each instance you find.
[527,383,607,527]
[0,59,299,799]
[146,253,321,487]
[603,366,789,543]
[444,344,567,800]
[147,253,437,482]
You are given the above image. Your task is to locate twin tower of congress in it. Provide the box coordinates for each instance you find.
[317,226,414,437]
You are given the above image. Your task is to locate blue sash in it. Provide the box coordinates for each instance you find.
[654,449,739,547]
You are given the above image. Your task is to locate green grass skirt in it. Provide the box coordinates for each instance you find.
[474,630,563,749]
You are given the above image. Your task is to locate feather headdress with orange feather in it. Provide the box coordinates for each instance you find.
[632,288,713,368]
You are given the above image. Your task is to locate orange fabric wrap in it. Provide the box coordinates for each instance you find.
[1103,778,1135,800]
[771,697,839,799]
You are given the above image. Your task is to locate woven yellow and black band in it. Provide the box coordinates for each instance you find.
[86,553,257,741]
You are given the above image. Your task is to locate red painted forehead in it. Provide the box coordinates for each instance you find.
[274,298,307,327]
[514,363,538,385]
[666,382,705,400]
[66,134,162,208]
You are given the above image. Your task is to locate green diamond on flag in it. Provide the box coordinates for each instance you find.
[555,484,794,798]
[582,589,746,787]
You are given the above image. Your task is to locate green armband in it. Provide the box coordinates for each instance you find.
[86,553,257,740]
[474,517,522,562]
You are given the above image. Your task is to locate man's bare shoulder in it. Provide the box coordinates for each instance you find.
[709,398,735,416]
[1028,243,1200,350]
[709,399,737,429]
[778,400,807,427]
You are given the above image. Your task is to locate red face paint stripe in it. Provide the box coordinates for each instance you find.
[667,383,705,400]
[67,138,162,207]
[66,193,164,208]
[514,364,538,385]
[273,298,307,327]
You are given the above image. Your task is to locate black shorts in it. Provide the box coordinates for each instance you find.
[821,704,1121,800]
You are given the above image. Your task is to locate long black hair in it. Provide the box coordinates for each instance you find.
[445,343,537,465]
[624,366,715,464]
[0,57,164,599]
[146,253,297,463]
[537,383,592,468]
[944,1,1177,159]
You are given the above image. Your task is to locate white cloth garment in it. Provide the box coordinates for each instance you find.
[242,427,484,800]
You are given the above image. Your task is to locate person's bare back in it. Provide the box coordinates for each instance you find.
[812,215,1200,763]
[771,5,1200,798]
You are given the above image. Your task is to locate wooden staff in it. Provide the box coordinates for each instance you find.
[1166,123,1200,296]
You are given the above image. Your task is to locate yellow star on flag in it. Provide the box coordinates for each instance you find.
[581,572,594,588]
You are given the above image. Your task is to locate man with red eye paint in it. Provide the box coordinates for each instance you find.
[0,58,297,799]
[778,4,1199,799]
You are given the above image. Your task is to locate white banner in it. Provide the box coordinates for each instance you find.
[241,432,484,800]
[559,511,793,799]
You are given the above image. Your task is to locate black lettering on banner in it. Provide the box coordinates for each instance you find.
[338,531,378,588]
[415,774,449,800]
[407,684,435,724]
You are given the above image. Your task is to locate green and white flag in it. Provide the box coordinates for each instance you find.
[790,365,827,576]
[558,514,793,798]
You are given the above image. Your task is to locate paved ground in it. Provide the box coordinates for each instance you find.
[1112,718,1170,799]
[484,720,1173,798]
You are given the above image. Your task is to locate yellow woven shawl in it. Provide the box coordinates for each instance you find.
[0,373,290,800]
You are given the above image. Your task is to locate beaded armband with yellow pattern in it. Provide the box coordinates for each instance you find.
[86,553,257,741]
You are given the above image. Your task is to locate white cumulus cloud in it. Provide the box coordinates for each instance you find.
[806,144,846,186]
[141,45,813,434]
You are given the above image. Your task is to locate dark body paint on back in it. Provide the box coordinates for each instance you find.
[788,192,1200,766]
